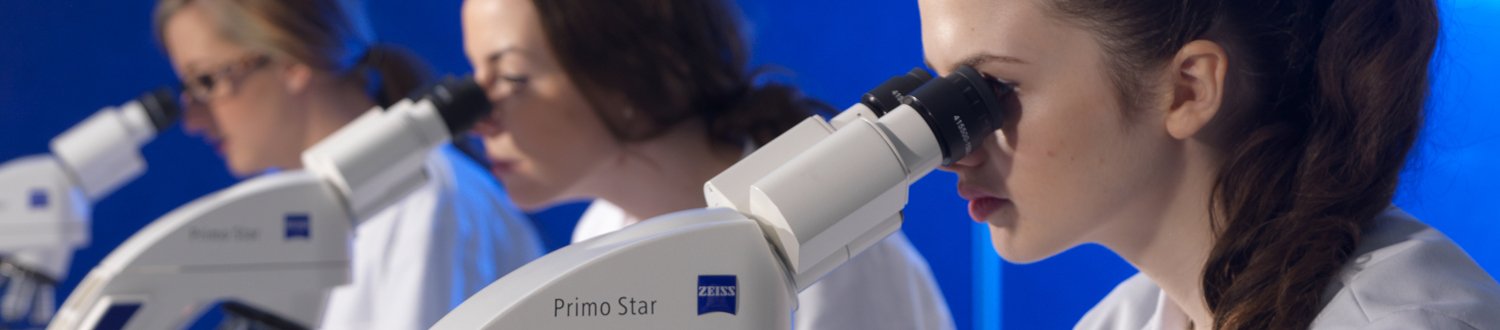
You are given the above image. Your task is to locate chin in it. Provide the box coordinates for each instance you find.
[498,179,561,211]
[510,197,552,212]
[226,159,261,178]
[987,226,1065,264]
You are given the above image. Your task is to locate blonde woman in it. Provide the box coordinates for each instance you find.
[154,0,543,328]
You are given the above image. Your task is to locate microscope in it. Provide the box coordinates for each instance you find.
[430,65,1011,329]
[46,78,492,330]
[0,90,180,326]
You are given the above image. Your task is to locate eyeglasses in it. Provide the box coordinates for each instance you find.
[181,55,272,106]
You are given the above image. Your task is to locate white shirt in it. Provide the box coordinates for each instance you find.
[1076,207,1500,330]
[573,200,956,330]
[319,145,544,330]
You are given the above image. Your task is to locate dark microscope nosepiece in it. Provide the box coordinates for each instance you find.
[425,76,493,134]
[900,65,1013,165]
[861,68,934,116]
[138,88,182,134]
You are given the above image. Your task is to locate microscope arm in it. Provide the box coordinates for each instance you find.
[0,89,178,279]
[1,90,178,326]
[47,172,352,330]
[49,79,492,330]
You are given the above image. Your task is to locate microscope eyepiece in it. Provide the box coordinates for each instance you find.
[861,68,934,116]
[138,88,182,134]
[425,76,493,134]
[900,65,1012,165]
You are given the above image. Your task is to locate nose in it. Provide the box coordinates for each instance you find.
[470,76,513,137]
[179,92,212,136]
[941,141,988,171]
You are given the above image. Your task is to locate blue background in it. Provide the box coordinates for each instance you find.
[2,0,1496,329]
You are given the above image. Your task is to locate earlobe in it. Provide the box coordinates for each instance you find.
[1164,40,1228,140]
[283,62,313,94]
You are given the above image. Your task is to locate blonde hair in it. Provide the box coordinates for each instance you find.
[154,0,429,105]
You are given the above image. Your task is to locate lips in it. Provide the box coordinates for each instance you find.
[958,184,1009,223]
[967,197,1008,223]
[488,158,517,176]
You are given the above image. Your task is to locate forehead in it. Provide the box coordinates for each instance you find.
[917,0,1090,74]
[161,4,252,71]
[462,0,543,54]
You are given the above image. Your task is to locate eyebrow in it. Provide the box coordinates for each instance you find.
[484,46,520,65]
[925,53,1030,74]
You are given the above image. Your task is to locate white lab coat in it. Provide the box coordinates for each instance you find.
[573,200,956,330]
[1076,207,1500,330]
[318,145,544,330]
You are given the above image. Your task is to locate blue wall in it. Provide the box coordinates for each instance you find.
[2,1,1496,329]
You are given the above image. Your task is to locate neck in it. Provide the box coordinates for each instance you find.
[590,122,743,221]
[296,81,378,168]
[1100,145,1221,330]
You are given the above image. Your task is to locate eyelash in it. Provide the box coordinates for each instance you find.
[500,74,530,85]
[485,52,531,87]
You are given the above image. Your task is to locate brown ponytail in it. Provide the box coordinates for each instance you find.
[355,44,433,107]
[708,82,830,146]
[531,0,829,147]
[1046,0,1438,328]
[1205,0,1437,328]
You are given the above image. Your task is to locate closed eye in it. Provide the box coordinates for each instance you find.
[500,74,530,85]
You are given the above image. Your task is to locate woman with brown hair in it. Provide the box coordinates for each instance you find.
[460,0,955,328]
[922,0,1500,328]
[153,0,542,328]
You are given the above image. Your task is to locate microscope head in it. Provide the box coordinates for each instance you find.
[423,76,493,135]
[900,65,1012,165]
[137,88,182,134]
[860,68,933,117]
[733,65,1014,290]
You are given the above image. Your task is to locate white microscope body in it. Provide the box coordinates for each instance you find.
[432,66,1010,329]
[47,79,494,330]
[0,90,179,325]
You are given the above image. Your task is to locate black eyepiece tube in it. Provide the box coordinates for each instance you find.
[861,68,934,116]
[900,65,1013,165]
[426,76,493,134]
[138,88,181,134]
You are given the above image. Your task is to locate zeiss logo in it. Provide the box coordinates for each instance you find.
[284,214,310,240]
[697,275,738,315]
[28,188,48,210]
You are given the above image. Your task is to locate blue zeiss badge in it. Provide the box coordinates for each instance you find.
[697,275,738,315]
[28,188,48,210]
[284,214,310,240]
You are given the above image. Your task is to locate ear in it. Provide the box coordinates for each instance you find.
[281,61,315,95]
[1164,40,1228,140]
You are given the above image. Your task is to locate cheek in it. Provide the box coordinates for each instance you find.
[991,93,1139,254]
[218,80,301,174]
[493,89,619,205]
[210,103,269,175]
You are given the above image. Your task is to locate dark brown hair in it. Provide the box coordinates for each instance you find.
[530,0,829,147]
[154,0,430,107]
[1047,0,1438,328]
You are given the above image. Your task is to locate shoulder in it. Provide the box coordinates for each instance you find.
[796,232,955,329]
[425,144,504,199]
[572,200,629,243]
[415,145,525,217]
[806,232,943,295]
[374,145,536,252]
[1312,207,1500,329]
[1076,273,1159,330]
